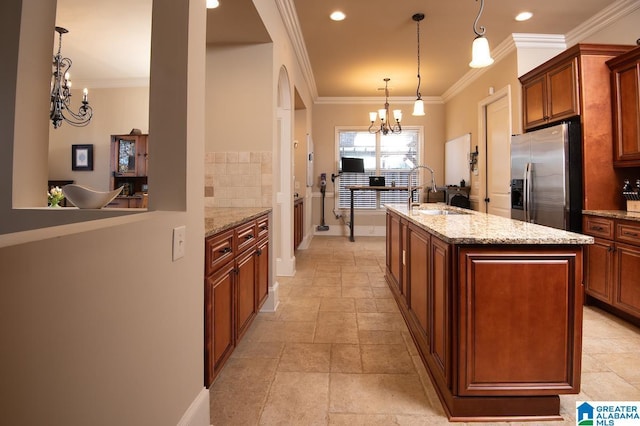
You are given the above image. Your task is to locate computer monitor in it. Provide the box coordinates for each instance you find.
[341,157,365,173]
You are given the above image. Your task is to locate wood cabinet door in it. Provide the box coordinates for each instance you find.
[430,236,451,389]
[256,238,269,309]
[522,75,547,130]
[585,238,615,303]
[205,262,235,386]
[614,242,640,317]
[612,62,640,165]
[457,248,582,396]
[236,249,256,340]
[547,59,579,122]
[408,226,429,335]
[387,212,402,292]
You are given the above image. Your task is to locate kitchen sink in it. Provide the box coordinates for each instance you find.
[416,209,468,215]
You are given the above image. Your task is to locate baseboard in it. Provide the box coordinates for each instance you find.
[260,280,280,312]
[276,255,295,277]
[177,387,209,426]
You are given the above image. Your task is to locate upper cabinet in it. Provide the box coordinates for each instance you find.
[607,45,640,167]
[519,44,633,211]
[111,134,148,177]
[521,57,579,130]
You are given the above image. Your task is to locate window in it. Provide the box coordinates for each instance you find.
[336,127,422,209]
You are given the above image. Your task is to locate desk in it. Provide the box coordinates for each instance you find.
[346,186,418,242]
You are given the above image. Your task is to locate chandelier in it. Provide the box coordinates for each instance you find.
[368,78,402,135]
[412,13,425,116]
[469,0,494,68]
[50,26,93,128]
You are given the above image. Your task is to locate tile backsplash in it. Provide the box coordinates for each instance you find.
[204,151,272,208]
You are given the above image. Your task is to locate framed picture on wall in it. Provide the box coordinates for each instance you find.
[72,144,94,171]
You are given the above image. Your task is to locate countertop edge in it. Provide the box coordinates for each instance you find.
[387,204,593,245]
[205,207,272,238]
[583,209,640,222]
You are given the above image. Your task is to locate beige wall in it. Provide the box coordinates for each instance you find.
[48,86,149,192]
[310,101,445,231]
[205,44,273,152]
[1,1,208,425]
[444,52,521,207]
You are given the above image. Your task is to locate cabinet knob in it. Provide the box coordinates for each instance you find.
[256,248,262,256]
[218,247,232,254]
[245,234,254,241]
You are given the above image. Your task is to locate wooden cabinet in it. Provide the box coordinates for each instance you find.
[294,198,303,249]
[108,134,149,207]
[386,209,584,420]
[584,214,640,324]
[520,44,633,210]
[607,45,640,167]
[204,214,270,387]
[386,212,406,296]
[522,58,579,129]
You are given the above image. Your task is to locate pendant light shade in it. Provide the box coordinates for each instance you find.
[469,0,494,69]
[412,99,425,116]
[469,36,494,68]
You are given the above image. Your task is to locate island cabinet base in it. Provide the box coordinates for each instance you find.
[386,213,584,421]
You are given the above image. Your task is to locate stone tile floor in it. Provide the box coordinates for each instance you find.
[210,236,640,425]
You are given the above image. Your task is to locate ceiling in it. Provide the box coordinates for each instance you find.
[56,0,625,98]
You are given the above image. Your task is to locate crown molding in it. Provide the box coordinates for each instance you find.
[276,0,318,99]
[315,96,443,105]
[565,0,640,47]
[511,33,567,49]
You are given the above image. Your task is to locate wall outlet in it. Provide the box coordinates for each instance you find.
[173,226,186,261]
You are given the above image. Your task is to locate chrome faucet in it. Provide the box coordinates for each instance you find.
[407,165,437,213]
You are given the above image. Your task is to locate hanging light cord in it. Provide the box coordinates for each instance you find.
[472,0,486,37]
[412,13,424,100]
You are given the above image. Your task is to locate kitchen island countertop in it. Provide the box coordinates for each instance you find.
[386,203,593,245]
[205,207,271,238]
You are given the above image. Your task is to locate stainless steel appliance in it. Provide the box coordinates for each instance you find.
[510,120,582,232]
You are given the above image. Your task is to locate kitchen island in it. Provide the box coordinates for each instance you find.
[385,203,593,422]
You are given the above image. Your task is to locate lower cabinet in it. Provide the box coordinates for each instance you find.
[584,214,640,323]
[386,210,583,420]
[294,198,303,249]
[204,214,270,387]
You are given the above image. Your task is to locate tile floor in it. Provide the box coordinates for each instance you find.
[209,236,640,425]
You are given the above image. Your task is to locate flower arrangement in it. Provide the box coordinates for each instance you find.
[47,186,65,207]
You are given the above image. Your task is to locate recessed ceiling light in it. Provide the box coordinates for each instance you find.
[515,11,533,21]
[206,0,220,9]
[330,11,346,21]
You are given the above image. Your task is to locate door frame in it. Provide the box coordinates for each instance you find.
[476,85,512,213]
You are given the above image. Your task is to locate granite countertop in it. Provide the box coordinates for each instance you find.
[386,203,593,245]
[583,209,640,222]
[205,207,272,237]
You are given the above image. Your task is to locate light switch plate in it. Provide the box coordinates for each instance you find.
[173,226,186,261]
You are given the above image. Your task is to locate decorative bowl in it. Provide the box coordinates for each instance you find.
[62,184,123,209]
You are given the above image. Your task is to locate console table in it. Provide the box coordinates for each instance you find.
[345,186,419,242]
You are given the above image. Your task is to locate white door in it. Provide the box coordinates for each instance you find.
[485,94,511,217]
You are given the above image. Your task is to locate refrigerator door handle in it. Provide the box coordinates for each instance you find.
[524,162,531,223]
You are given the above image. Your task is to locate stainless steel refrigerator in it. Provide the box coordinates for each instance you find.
[510,120,582,233]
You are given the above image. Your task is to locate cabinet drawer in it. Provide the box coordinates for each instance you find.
[583,216,614,239]
[235,220,257,253]
[616,221,640,245]
[205,230,234,276]
[257,215,269,240]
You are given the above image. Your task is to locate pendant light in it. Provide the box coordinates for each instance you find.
[412,13,425,116]
[469,0,494,68]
